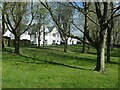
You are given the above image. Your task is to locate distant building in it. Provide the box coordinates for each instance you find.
[29,25,78,46]
[3,25,78,46]
[3,30,31,47]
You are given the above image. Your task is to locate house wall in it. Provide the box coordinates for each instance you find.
[35,27,61,46]
[30,34,37,45]
[3,30,31,47]
[31,27,78,46]
[50,27,61,45]
[68,38,77,45]
[4,27,78,46]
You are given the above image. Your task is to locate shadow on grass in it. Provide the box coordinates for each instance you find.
[47,51,96,62]
[27,47,95,62]
[110,48,120,57]
[4,50,94,71]
[87,51,97,56]
[19,54,94,71]
[106,61,119,65]
[86,48,120,58]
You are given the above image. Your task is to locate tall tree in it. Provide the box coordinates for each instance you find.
[56,3,73,52]
[41,2,120,72]
[36,3,47,47]
[0,25,2,50]
[4,2,35,54]
[1,3,6,50]
[82,2,88,53]
[31,3,48,47]
[43,2,73,52]
[112,17,119,47]
[107,2,114,63]
[93,2,108,71]
[70,2,120,72]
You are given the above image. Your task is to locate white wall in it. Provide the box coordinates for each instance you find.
[33,26,78,46]
[4,30,30,40]
[68,37,77,45]
[35,27,61,46]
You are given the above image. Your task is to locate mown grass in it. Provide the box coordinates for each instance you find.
[2,45,119,88]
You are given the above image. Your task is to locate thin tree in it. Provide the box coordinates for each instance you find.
[107,2,114,63]
[82,2,88,53]
[57,3,72,52]
[1,3,6,50]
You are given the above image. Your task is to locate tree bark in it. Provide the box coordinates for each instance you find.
[38,31,41,47]
[43,25,45,48]
[94,30,107,72]
[2,8,5,50]
[107,27,112,63]
[82,2,87,53]
[14,35,20,54]
[107,2,113,63]
[64,38,68,53]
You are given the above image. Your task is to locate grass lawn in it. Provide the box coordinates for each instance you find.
[2,45,119,88]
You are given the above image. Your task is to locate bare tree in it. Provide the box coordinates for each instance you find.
[82,2,88,53]
[41,2,120,72]
[42,2,73,52]
[56,3,73,52]
[4,2,35,54]
[1,3,6,50]
[107,2,114,63]
[70,2,120,72]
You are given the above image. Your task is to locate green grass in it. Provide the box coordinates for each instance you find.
[2,45,119,88]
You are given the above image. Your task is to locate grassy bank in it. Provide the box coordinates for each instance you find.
[2,45,119,88]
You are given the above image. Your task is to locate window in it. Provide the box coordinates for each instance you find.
[53,33,56,37]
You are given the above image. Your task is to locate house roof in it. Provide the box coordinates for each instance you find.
[3,30,12,37]
[47,26,55,32]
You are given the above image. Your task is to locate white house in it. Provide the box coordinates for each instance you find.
[30,26,61,45]
[3,25,78,46]
[3,30,30,40]
[30,25,78,46]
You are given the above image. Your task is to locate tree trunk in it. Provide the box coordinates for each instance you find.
[107,28,111,63]
[8,38,10,47]
[43,26,45,48]
[107,2,113,63]
[95,43,105,72]
[113,37,116,47]
[2,40,4,50]
[64,39,68,53]
[82,35,87,53]
[94,30,107,72]
[2,9,5,50]
[14,35,20,54]
[38,31,41,47]
[82,2,87,53]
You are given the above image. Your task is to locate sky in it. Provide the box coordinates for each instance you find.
[74,2,84,8]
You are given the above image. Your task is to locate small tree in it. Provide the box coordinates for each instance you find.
[56,3,73,52]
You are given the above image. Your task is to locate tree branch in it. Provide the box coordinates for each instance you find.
[71,21,84,33]
[87,15,100,27]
